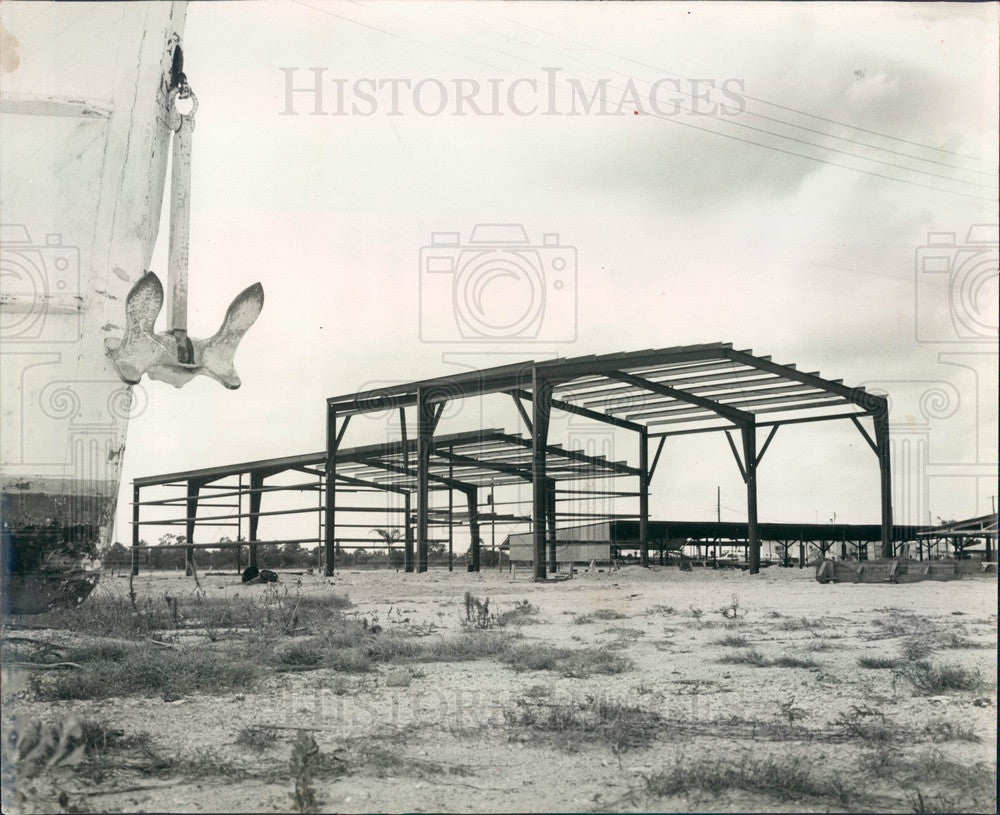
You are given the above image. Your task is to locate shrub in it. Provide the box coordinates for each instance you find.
[904,661,982,694]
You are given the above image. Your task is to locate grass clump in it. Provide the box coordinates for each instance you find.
[496,600,541,626]
[717,649,818,669]
[717,649,768,667]
[776,617,827,632]
[35,644,259,700]
[575,608,627,624]
[714,634,751,648]
[858,655,901,670]
[505,697,662,752]
[504,644,632,677]
[769,654,819,669]
[644,753,854,805]
[903,660,982,694]
[934,631,986,650]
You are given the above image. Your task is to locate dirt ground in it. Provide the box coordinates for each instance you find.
[3,564,997,814]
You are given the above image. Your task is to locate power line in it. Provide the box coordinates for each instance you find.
[294,0,995,202]
[362,0,995,194]
[438,9,993,187]
[502,14,995,167]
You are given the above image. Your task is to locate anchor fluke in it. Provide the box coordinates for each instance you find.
[106,272,264,389]
[105,78,264,389]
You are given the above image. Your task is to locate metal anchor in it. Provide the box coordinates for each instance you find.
[106,84,263,389]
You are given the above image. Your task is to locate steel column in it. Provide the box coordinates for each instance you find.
[184,480,200,576]
[873,410,894,558]
[235,473,243,574]
[131,483,141,575]
[403,492,414,572]
[249,472,263,569]
[741,424,761,574]
[546,479,557,574]
[531,369,552,581]
[448,449,454,571]
[466,488,480,572]
[416,388,433,573]
[639,426,650,567]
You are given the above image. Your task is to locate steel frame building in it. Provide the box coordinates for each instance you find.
[130,429,629,575]
[326,343,894,579]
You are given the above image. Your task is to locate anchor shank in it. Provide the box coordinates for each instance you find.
[167,113,193,334]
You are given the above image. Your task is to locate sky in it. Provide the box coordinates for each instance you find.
[116,1,999,548]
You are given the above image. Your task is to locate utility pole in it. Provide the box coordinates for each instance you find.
[717,486,721,523]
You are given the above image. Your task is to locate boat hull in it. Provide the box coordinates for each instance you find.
[1,3,186,610]
[1,571,100,616]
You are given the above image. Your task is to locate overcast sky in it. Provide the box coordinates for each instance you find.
[119,1,998,546]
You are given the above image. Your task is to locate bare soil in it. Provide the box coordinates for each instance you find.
[3,565,996,813]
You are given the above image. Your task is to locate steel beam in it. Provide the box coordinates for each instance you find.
[510,388,643,432]
[607,369,753,426]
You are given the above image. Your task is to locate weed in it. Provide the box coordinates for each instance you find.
[777,698,805,724]
[717,594,744,620]
[290,732,321,814]
[919,720,980,743]
[834,706,894,743]
[464,592,493,629]
[236,726,279,749]
[901,638,934,661]
[935,632,986,650]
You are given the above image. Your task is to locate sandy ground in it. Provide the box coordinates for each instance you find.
[3,564,997,814]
